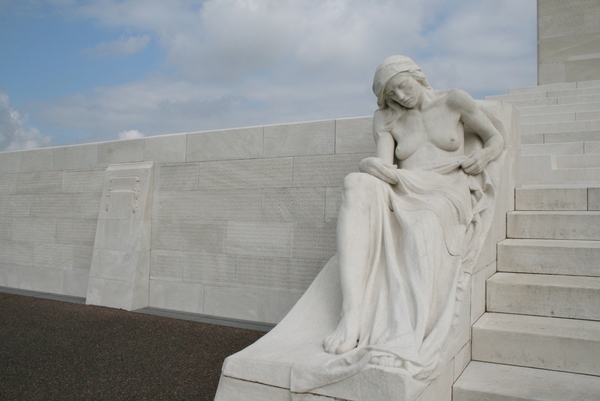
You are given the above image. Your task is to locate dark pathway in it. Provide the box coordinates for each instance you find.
[0,292,265,400]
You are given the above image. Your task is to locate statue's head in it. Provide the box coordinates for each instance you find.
[373,55,432,109]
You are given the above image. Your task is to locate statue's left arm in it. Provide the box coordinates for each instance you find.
[450,90,504,175]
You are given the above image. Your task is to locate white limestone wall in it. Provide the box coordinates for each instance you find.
[538,0,600,84]
[0,116,376,324]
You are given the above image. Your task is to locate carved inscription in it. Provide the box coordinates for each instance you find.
[105,176,140,217]
[158,189,264,221]
[159,164,199,191]
[150,250,184,280]
[12,218,56,243]
[292,222,337,260]
[234,256,323,290]
[56,219,98,246]
[292,153,368,187]
[325,187,343,222]
[197,158,293,189]
[182,252,235,284]
[152,221,226,253]
[226,221,293,258]
[0,174,17,195]
[62,170,104,194]
[262,187,326,221]
[16,171,63,194]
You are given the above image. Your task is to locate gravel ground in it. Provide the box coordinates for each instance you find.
[0,292,265,401]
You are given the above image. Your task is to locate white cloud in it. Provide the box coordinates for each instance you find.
[118,129,145,140]
[31,0,536,142]
[0,89,50,152]
[84,34,151,57]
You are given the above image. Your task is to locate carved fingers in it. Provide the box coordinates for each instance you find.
[461,149,492,175]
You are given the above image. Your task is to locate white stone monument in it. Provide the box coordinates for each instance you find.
[215,56,519,401]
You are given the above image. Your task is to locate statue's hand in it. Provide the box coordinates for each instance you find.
[359,157,399,185]
[461,148,494,175]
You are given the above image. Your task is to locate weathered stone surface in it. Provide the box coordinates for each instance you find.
[145,134,187,164]
[226,221,293,258]
[292,153,366,187]
[335,117,376,155]
[151,220,226,253]
[0,151,22,174]
[17,171,63,194]
[0,174,17,195]
[97,139,145,165]
[197,158,293,189]
[263,120,335,157]
[186,127,263,162]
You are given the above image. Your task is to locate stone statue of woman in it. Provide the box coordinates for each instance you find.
[320,55,504,379]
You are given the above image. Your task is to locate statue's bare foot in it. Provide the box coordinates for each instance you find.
[370,355,403,368]
[323,311,360,354]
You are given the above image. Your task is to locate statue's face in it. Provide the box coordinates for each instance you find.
[385,74,420,109]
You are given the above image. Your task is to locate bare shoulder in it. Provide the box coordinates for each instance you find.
[445,89,477,113]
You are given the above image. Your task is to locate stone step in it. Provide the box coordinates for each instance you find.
[508,79,600,94]
[515,187,592,210]
[520,155,600,186]
[521,131,600,145]
[522,120,600,135]
[521,111,600,124]
[520,140,600,156]
[521,142,584,156]
[488,86,600,103]
[507,210,600,240]
[500,94,600,108]
[553,154,600,169]
[472,313,600,376]
[453,361,600,401]
[498,239,600,276]
[487,272,600,320]
[518,101,600,116]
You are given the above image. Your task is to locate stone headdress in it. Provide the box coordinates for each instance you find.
[373,55,432,108]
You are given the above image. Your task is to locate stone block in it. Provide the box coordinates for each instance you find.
[520,142,583,156]
[0,264,20,288]
[544,131,600,143]
[156,189,263,222]
[182,252,235,284]
[292,153,366,187]
[472,313,600,376]
[335,116,376,154]
[90,249,149,281]
[12,217,56,243]
[507,211,600,240]
[0,174,17,194]
[487,272,600,320]
[151,220,226,253]
[148,280,204,314]
[292,222,336,261]
[324,187,342,221]
[33,243,73,270]
[263,120,335,157]
[56,219,98,246]
[414,360,453,401]
[233,255,322,291]
[226,221,293,258]
[62,170,105,194]
[498,238,600,277]
[0,218,11,241]
[262,187,325,222]
[18,265,64,294]
[86,277,139,310]
[186,127,263,162]
[589,187,600,210]
[93,220,151,251]
[521,112,575,124]
[215,376,293,401]
[584,140,600,154]
[520,134,544,144]
[470,261,496,325]
[454,361,600,401]
[0,194,30,217]
[16,171,63,194]
[73,246,93,271]
[150,250,184,280]
[264,290,304,324]
[515,187,588,210]
[97,139,144,165]
[203,285,267,322]
[63,269,90,297]
[453,342,471,382]
[158,163,199,191]
[0,151,22,173]
[0,240,34,266]
[62,143,99,170]
[566,58,600,83]
[21,148,54,172]
[30,193,100,220]
[197,158,293,189]
[144,134,187,164]
[539,62,566,85]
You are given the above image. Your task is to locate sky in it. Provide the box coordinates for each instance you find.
[0,0,537,152]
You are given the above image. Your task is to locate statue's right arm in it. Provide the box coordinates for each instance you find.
[358,111,399,185]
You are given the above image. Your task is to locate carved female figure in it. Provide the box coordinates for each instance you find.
[322,55,504,378]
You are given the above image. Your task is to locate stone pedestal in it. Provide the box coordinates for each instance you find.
[86,162,154,310]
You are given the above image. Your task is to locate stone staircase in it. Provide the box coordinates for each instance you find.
[453,82,600,400]
[485,80,600,186]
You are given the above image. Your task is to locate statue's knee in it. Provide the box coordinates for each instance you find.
[343,172,377,192]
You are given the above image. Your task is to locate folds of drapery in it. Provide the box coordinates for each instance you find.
[290,156,496,395]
